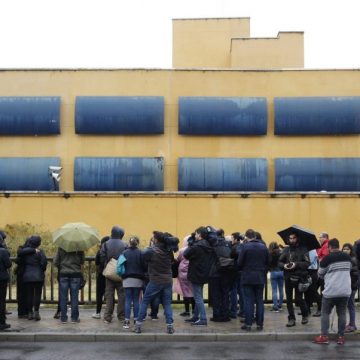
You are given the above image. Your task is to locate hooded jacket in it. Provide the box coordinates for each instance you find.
[184,239,217,284]
[17,236,47,283]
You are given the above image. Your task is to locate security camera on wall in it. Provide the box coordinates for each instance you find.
[48,166,62,191]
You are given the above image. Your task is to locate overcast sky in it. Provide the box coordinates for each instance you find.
[0,0,359,69]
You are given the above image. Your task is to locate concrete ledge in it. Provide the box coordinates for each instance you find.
[35,333,96,342]
[0,333,35,342]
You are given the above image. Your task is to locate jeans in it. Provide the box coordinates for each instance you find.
[124,287,141,320]
[192,283,207,321]
[285,278,308,320]
[321,296,348,336]
[229,276,241,316]
[59,277,81,322]
[137,282,173,325]
[347,289,356,327]
[243,284,265,326]
[270,271,284,309]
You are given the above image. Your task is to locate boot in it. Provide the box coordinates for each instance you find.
[28,312,34,320]
[34,311,41,321]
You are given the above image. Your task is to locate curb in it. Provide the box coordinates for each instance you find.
[2,331,358,342]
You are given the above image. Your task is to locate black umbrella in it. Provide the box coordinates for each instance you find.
[277,225,321,251]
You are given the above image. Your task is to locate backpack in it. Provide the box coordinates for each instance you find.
[213,241,235,272]
[116,254,127,276]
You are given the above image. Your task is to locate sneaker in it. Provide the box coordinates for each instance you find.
[61,320,68,324]
[123,320,130,329]
[301,317,309,325]
[313,335,329,344]
[103,319,111,324]
[312,310,321,317]
[0,323,11,330]
[166,324,175,334]
[71,319,80,323]
[185,317,198,323]
[151,316,159,320]
[241,324,251,331]
[133,324,141,334]
[337,336,345,345]
[179,311,190,317]
[344,325,356,333]
[34,311,41,321]
[28,312,34,320]
[270,307,279,313]
[92,313,101,319]
[256,325,263,331]
[286,319,296,327]
[191,319,207,326]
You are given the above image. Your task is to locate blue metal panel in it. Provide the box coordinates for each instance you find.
[74,157,164,191]
[179,97,267,135]
[75,97,164,134]
[275,158,360,191]
[0,157,61,191]
[178,158,268,191]
[0,97,60,135]
[274,97,360,135]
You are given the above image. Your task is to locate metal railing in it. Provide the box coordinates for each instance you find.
[6,257,358,305]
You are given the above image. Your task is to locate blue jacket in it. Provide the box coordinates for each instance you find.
[122,247,146,280]
[237,239,269,285]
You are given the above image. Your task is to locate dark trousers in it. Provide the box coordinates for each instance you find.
[0,281,7,324]
[305,271,322,311]
[285,278,308,320]
[209,275,232,320]
[96,273,106,314]
[17,276,28,316]
[26,282,43,313]
[321,297,348,336]
[184,297,195,313]
[243,284,265,326]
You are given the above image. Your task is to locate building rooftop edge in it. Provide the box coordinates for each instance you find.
[1,67,360,72]
[172,17,250,21]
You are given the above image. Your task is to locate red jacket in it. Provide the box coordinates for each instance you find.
[316,239,329,261]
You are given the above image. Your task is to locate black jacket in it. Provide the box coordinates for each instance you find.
[279,245,310,280]
[0,244,11,282]
[184,239,217,285]
[17,246,47,283]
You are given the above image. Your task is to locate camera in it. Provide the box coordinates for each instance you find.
[163,235,179,252]
[187,233,196,247]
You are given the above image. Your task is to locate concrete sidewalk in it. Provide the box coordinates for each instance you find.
[1,305,359,342]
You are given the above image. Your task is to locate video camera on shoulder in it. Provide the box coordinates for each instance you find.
[163,232,179,252]
[187,233,196,247]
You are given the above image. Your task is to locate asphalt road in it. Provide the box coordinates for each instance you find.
[0,341,359,360]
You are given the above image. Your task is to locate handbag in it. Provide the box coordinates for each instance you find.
[102,258,122,282]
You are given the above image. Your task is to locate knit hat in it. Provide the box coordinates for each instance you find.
[111,226,125,239]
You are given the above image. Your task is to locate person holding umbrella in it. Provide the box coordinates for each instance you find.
[278,231,310,327]
[53,222,100,324]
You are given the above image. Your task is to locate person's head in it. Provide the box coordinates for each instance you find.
[231,232,241,244]
[268,241,279,252]
[288,232,298,246]
[216,228,225,238]
[195,226,208,241]
[0,230,6,241]
[328,238,340,252]
[152,231,164,244]
[319,232,329,245]
[129,236,140,248]
[28,235,41,248]
[244,229,256,241]
[255,231,262,240]
[111,225,125,240]
[342,243,354,257]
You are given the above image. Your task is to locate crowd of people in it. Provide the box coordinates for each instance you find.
[0,226,359,344]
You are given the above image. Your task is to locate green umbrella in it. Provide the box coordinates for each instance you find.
[53,222,100,252]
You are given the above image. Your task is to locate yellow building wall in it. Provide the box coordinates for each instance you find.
[0,68,360,245]
[231,32,304,69]
[172,18,250,68]
[0,194,359,247]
